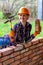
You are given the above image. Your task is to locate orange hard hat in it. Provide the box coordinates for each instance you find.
[18,7,30,15]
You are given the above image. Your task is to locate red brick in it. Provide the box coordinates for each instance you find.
[39,63,43,65]
[0,63,2,65]
[29,53,36,58]
[0,56,9,62]
[39,60,43,64]
[40,52,43,57]
[36,57,42,64]
[20,49,26,54]
[37,43,43,47]
[0,52,3,57]
[39,38,43,43]
[30,45,37,50]
[15,55,20,60]
[24,59,32,65]
[0,53,14,62]
[33,62,39,65]
[3,58,14,65]
[25,48,29,52]
[28,60,37,65]
[9,53,15,58]
[13,51,20,57]
[0,46,15,56]
[14,45,23,51]
[23,42,32,48]
[24,50,32,57]
[20,63,25,65]
[36,50,43,55]
[39,45,43,50]
[32,39,39,45]
[20,56,28,63]
[32,55,40,61]
[20,53,25,59]
[10,60,20,65]
[33,47,40,53]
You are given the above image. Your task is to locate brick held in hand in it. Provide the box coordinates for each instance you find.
[35,19,40,26]
[35,26,41,34]
[35,19,41,34]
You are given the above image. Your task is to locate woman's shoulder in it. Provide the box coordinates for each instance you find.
[26,22,32,27]
[14,22,21,27]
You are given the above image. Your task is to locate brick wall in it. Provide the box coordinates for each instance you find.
[0,38,43,65]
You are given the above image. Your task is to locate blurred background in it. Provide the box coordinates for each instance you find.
[0,0,40,19]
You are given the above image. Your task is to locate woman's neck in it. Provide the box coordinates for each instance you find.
[21,22,26,27]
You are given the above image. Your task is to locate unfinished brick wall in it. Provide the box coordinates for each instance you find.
[0,38,43,65]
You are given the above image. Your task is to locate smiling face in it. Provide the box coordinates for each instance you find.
[18,14,29,24]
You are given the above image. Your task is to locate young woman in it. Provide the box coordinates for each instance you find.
[9,7,41,44]
[0,7,41,48]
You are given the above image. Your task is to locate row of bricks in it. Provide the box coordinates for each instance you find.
[0,44,43,62]
[0,43,43,59]
[0,38,43,57]
[0,48,43,64]
[2,53,43,65]
[0,56,43,65]
[0,38,43,65]
[0,50,43,63]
